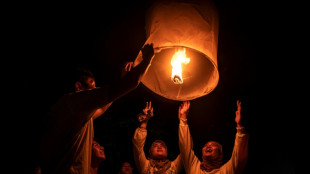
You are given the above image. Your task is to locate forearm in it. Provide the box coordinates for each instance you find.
[132,127,147,151]
[178,119,190,151]
[108,58,152,102]
[178,119,197,172]
[68,87,111,118]
[228,126,249,171]
[132,127,148,172]
[236,127,249,174]
[92,102,113,119]
[173,154,183,173]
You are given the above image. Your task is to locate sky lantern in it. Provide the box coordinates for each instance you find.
[134,0,219,101]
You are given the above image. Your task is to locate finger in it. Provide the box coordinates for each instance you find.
[186,101,190,108]
[124,63,128,69]
[237,101,241,109]
[127,63,132,71]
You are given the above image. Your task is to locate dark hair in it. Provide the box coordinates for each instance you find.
[71,67,95,87]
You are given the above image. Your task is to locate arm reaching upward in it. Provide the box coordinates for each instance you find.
[235,100,249,174]
[132,101,154,173]
[221,100,249,174]
[108,43,155,103]
[178,101,202,173]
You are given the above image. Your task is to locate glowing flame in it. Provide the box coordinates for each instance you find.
[171,48,190,84]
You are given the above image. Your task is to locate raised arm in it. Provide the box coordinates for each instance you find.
[178,101,201,173]
[132,101,154,173]
[92,102,113,120]
[235,100,249,174]
[222,100,249,174]
[108,43,155,103]
[92,61,134,120]
[68,44,154,123]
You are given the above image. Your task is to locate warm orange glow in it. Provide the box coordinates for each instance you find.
[171,48,190,84]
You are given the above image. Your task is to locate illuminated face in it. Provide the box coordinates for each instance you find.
[92,140,106,161]
[83,77,96,90]
[119,162,133,174]
[76,77,96,92]
[150,141,168,160]
[202,141,222,160]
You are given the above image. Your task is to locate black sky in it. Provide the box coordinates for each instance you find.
[15,0,306,173]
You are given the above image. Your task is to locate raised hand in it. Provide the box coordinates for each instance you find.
[142,101,154,117]
[179,101,190,120]
[141,43,155,62]
[125,61,133,71]
[235,100,242,127]
[121,61,134,78]
[138,101,154,123]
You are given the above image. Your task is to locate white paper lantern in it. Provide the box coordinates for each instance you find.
[134,0,219,101]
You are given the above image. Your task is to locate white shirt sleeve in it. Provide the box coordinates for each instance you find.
[178,120,202,174]
[132,127,149,173]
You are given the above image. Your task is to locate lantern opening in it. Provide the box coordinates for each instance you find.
[137,46,218,101]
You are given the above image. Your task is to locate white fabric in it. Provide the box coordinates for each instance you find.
[132,127,183,174]
[134,0,220,101]
[178,120,248,174]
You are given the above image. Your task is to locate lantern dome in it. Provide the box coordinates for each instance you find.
[134,0,219,101]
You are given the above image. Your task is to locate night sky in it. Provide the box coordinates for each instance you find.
[15,0,305,173]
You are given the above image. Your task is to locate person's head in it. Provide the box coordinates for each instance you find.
[202,141,223,163]
[91,140,106,165]
[73,67,96,92]
[149,140,168,160]
[118,162,133,174]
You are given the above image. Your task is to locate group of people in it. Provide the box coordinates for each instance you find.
[132,100,248,174]
[38,43,249,174]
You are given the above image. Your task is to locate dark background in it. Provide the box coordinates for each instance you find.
[15,0,306,173]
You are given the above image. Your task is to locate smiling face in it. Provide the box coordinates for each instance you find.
[202,141,222,160]
[92,140,106,161]
[149,140,168,160]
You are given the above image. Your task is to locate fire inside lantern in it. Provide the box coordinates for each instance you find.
[171,48,190,84]
[133,0,219,101]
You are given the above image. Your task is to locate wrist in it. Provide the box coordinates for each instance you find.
[179,118,188,126]
[179,113,187,119]
[139,123,147,129]
[236,123,243,128]
[179,118,187,122]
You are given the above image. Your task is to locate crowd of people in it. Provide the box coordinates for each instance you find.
[35,43,249,173]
